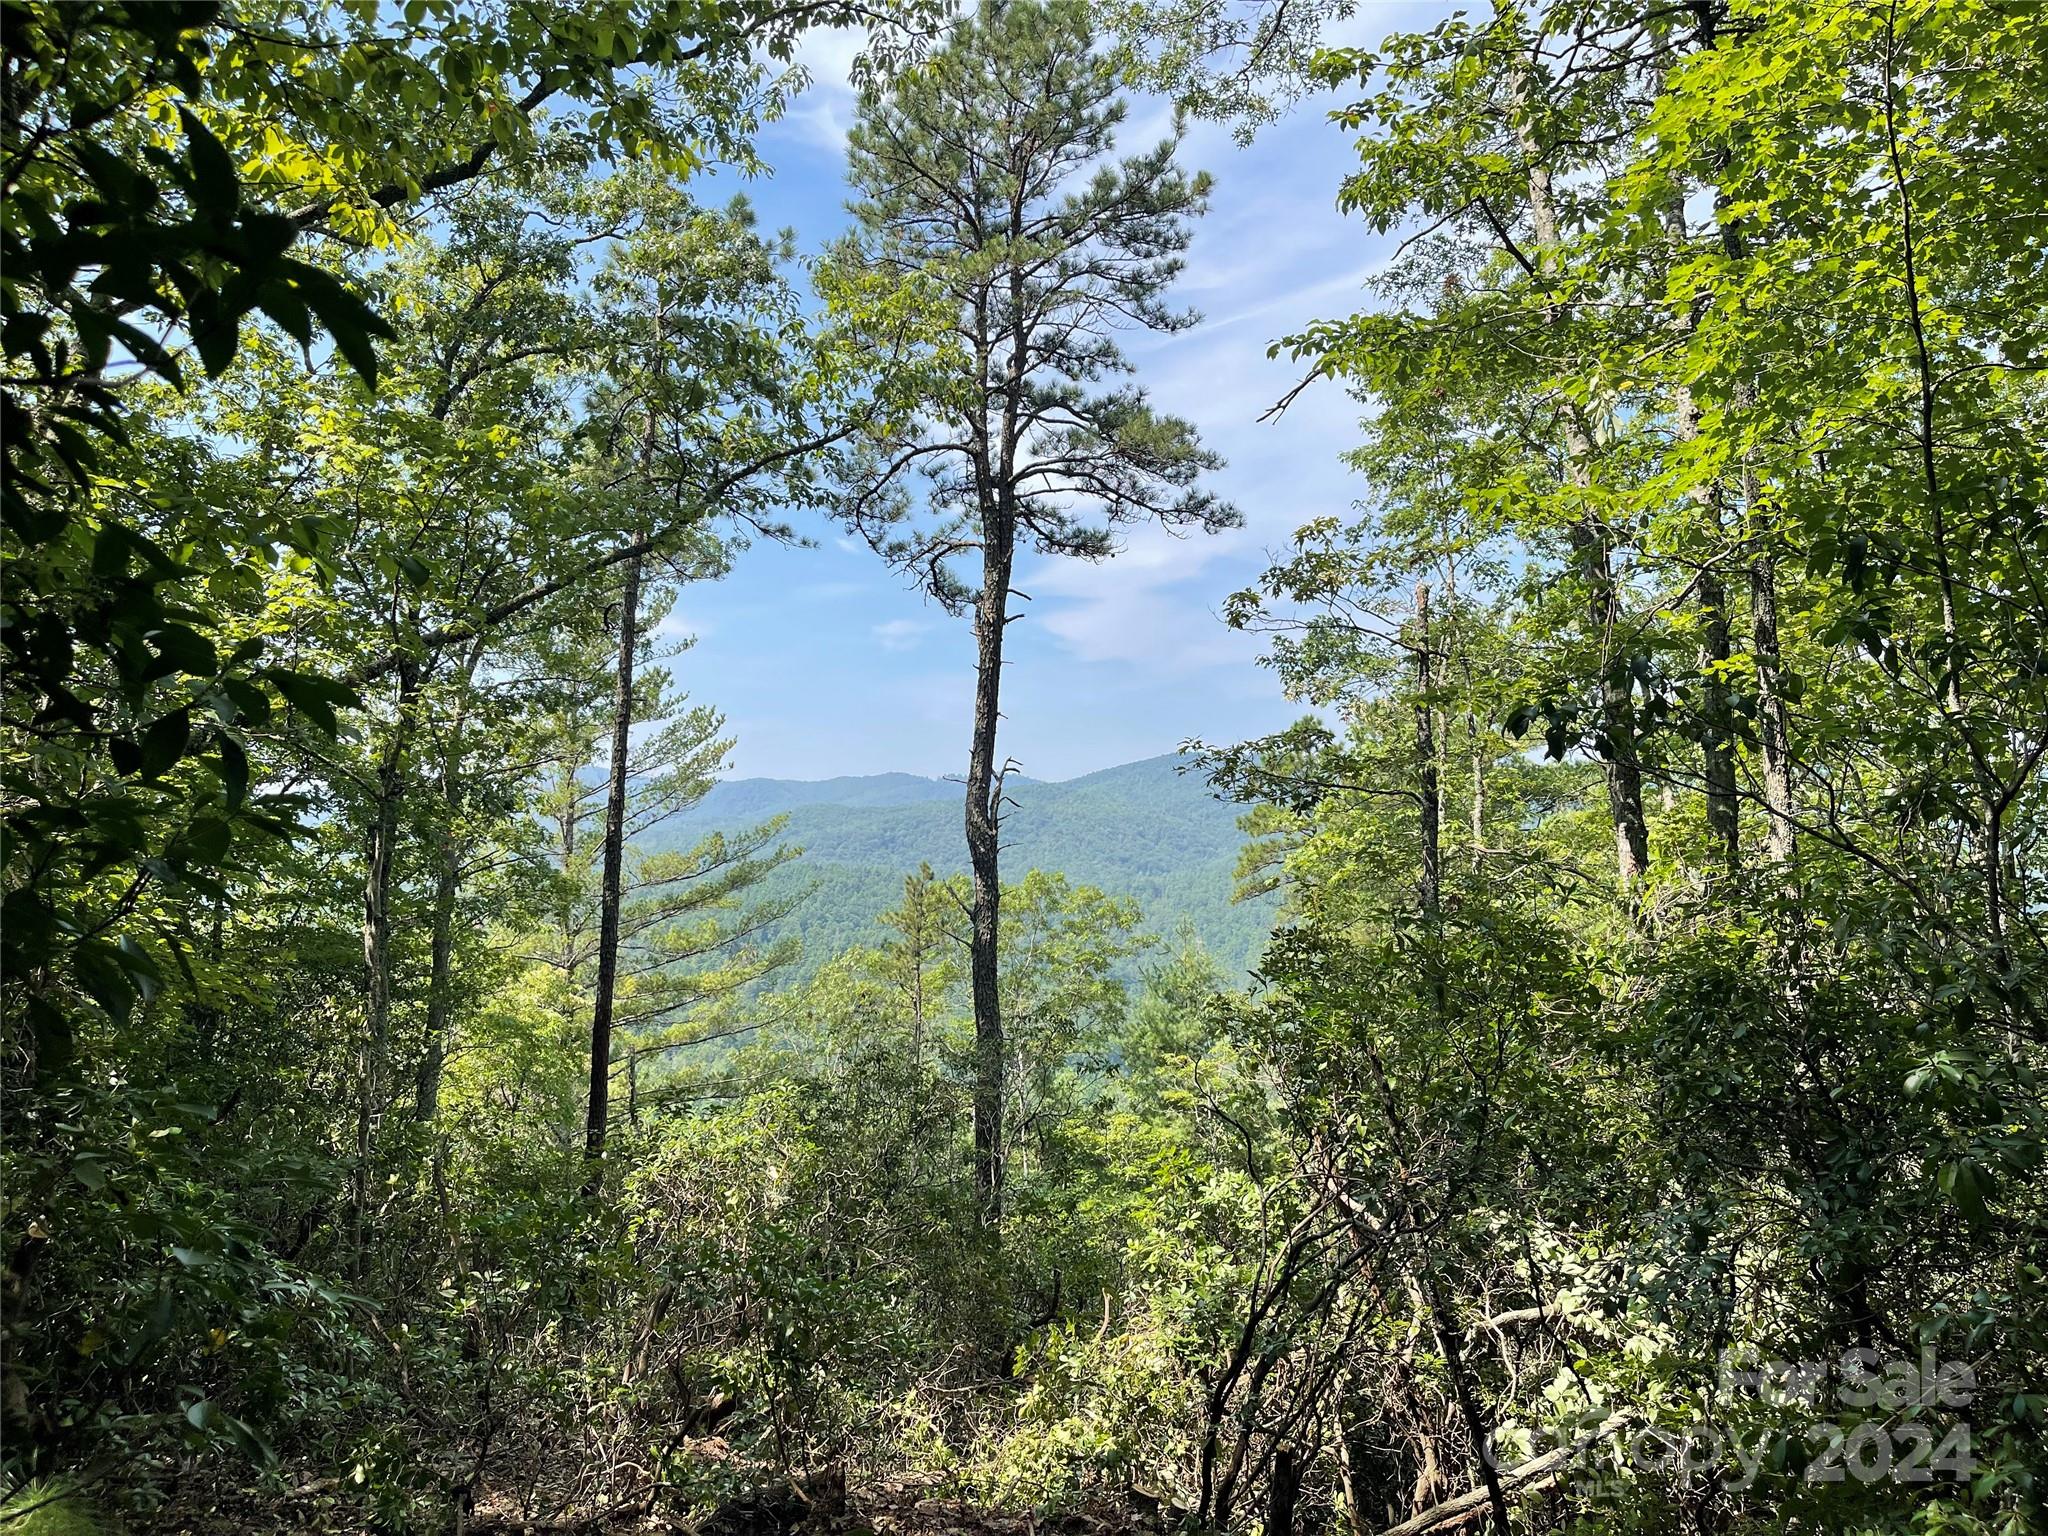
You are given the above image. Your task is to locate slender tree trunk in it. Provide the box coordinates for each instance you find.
[1747,465,1797,873]
[907,889,928,1074]
[1514,89,1650,892]
[1423,1272,1512,1536]
[1355,1029,1510,1536]
[1674,396,1741,876]
[1698,554,1740,875]
[354,658,417,1271]
[1701,184,1796,881]
[584,544,643,1197]
[958,176,1033,1233]
[355,771,399,1249]
[1267,1447,1302,1536]
[414,838,459,1122]
[965,521,1015,1227]
[1468,706,1485,865]
[1415,583,1441,914]
[1658,179,1742,878]
[1580,532,1652,890]
[415,640,484,1122]
[1411,592,1496,1526]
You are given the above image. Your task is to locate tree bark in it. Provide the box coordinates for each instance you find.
[1268,1446,1302,1536]
[965,520,1015,1227]
[354,657,417,1271]
[1698,561,1741,873]
[1468,704,1485,866]
[415,640,484,1122]
[1414,583,1441,914]
[1575,522,1653,890]
[1747,471,1797,873]
[1513,86,1650,892]
[1422,1273,1512,1535]
[1706,192,1796,881]
[899,866,937,1072]
[584,544,643,1197]
[1673,384,1741,876]
[414,835,459,1123]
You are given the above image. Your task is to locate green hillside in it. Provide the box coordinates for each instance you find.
[640,753,1277,977]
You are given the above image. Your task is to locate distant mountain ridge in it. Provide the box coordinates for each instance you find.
[684,771,966,819]
[641,753,1276,979]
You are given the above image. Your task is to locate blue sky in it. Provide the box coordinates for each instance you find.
[669,7,1449,782]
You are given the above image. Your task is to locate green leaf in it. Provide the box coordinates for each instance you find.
[146,623,218,679]
[188,295,241,378]
[177,107,239,212]
[216,676,272,727]
[140,708,192,779]
[1938,1159,1993,1226]
[216,735,249,808]
[277,260,393,387]
[73,939,137,1020]
[179,814,233,866]
[262,669,356,734]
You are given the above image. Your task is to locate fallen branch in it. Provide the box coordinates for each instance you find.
[1374,1414,1629,1536]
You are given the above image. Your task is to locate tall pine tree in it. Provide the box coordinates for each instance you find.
[826,0,1237,1224]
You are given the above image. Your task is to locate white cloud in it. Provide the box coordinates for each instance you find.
[1037,583,1259,671]
[777,25,868,152]
[1024,513,1257,668]
[1011,99,1397,681]
[872,616,932,651]
[651,608,710,644]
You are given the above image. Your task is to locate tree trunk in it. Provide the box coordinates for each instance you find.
[1514,94,1650,893]
[1699,559,1741,875]
[965,522,1015,1227]
[904,868,933,1073]
[415,641,483,1122]
[1673,389,1741,876]
[1414,583,1441,914]
[584,544,643,1198]
[1267,1446,1302,1536]
[1708,200,1797,881]
[1567,521,1652,891]
[1747,474,1797,872]
[413,836,459,1122]
[354,658,417,1271]
[1659,176,1742,880]
[1424,1271,1513,1535]
[1468,703,1485,866]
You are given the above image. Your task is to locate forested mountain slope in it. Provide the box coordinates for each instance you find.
[643,754,1278,976]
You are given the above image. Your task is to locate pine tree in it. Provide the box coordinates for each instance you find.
[827,0,1238,1224]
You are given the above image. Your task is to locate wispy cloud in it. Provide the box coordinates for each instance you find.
[872,616,932,651]
[652,608,711,644]
[777,25,868,153]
